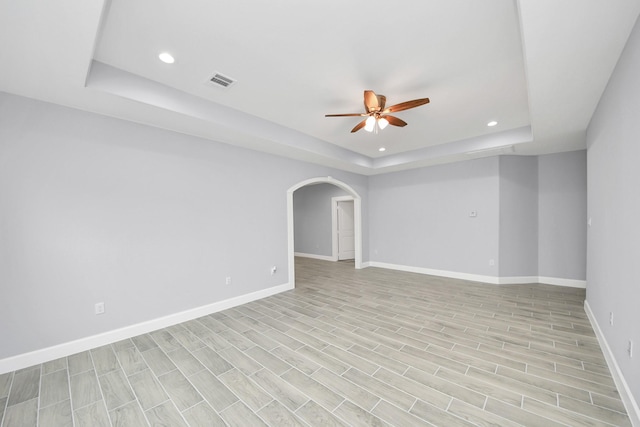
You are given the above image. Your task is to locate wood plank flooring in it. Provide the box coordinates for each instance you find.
[0,257,631,426]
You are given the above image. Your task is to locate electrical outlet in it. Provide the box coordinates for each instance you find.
[271,266,277,275]
[609,312,614,326]
[489,259,495,266]
[225,276,232,285]
[629,340,633,358]
[95,302,105,315]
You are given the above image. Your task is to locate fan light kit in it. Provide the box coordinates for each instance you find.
[326,90,430,133]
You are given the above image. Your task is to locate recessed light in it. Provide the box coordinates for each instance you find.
[158,52,175,64]
[378,147,386,152]
[487,120,498,127]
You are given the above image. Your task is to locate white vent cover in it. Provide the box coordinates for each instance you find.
[208,72,237,88]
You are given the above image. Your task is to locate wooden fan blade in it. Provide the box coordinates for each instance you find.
[382,97,430,113]
[377,95,386,110]
[383,115,408,127]
[325,113,367,117]
[364,90,379,113]
[351,119,368,133]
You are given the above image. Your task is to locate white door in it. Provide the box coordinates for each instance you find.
[337,200,355,260]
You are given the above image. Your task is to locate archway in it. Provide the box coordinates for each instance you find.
[287,176,363,288]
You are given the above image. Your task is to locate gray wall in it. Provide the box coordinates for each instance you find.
[499,156,539,277]
[538,151,587,280]
[0,92,369,359]
[293,184,349,257]
[499,153,587,280]
[369,152,586,280]
[368,157,501,276]
[586,13,640,405]
[0,90,590,368]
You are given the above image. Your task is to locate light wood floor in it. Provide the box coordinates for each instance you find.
[0,257,631,426]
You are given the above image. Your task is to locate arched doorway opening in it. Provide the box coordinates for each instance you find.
[287,177,363,288]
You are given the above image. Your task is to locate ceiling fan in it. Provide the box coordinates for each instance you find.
[326,90,430,133]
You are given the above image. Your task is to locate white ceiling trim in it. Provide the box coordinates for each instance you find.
[87,61,533,175]
[1,0,639,175]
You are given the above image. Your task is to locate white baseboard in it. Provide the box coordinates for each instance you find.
[498,276,586,288]
[366,262,586,288]
[584,301,640,426]
[538,276,586,288]
[0,282,293,374]
[367,261,502,284]
[294,252,336,262]
[497,276,540,285]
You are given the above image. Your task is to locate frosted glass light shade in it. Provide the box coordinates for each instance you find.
[365,116,376,132]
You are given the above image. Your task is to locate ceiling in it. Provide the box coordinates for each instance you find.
[1,0,639,175]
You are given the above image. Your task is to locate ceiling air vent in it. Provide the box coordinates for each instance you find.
[208,72,237,88]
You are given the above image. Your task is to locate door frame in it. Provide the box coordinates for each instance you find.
[332,196,355,261]
[287,177,362,288]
